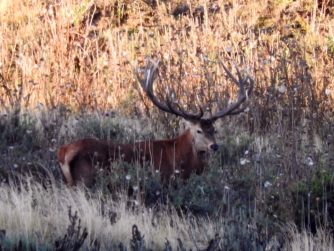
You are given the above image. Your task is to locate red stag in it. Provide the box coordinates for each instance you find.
[57,60,253,186]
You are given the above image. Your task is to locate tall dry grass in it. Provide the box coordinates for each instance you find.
[0,177,333,250]
[0,0,333,121]
[0,0,333,250]
[286,226,334,251]
[0,178,221,250]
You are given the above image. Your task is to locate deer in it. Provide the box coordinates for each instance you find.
[57,59,253,186]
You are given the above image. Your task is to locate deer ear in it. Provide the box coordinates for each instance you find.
[179,118,197,132]
[179,119,191,132]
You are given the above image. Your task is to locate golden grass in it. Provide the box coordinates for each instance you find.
[0,0,332,118]
[286,226,334,251]
[0,179,220,250]
[0,178,333,250]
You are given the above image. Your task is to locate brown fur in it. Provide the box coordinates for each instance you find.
[57,128,209,186]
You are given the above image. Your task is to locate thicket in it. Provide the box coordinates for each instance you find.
[0,0,333,250]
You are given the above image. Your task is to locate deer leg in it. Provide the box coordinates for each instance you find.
[59,162,74,186]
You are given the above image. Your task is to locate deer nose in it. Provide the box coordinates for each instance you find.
[210,144,219,151]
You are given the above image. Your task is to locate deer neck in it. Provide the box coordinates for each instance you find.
[173,128,203,179]
[175,129,197,159]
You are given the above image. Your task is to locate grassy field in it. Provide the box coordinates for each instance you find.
[0,178,333,250]
[0,0,333,250]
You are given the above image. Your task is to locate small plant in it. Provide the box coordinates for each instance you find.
[54,207,88,251]
[130,225,146,251]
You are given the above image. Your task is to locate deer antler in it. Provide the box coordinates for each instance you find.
[136,59,204,121]
[205,61,254,122]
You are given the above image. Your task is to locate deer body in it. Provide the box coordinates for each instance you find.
[58,127,208,186]
[57,59,253,186]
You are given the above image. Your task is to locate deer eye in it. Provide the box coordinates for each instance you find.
[197,130,203,134]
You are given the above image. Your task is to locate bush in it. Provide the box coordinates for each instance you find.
[292,170,334,233]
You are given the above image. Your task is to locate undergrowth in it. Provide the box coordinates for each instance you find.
[0,109,333,250]
[0,0,333,250]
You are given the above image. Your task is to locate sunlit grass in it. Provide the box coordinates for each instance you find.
[0,178,221,250]
[0,0,332,115]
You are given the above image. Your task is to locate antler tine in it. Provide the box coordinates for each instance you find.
[136,59,204,121]
[136,59,176,115]
[166,93,204,120]
[220,62,240,88]
[206,62,253,122]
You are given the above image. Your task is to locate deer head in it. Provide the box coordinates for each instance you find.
[136,59,254,157]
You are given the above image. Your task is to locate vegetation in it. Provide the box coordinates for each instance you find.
[0,0,333,250]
